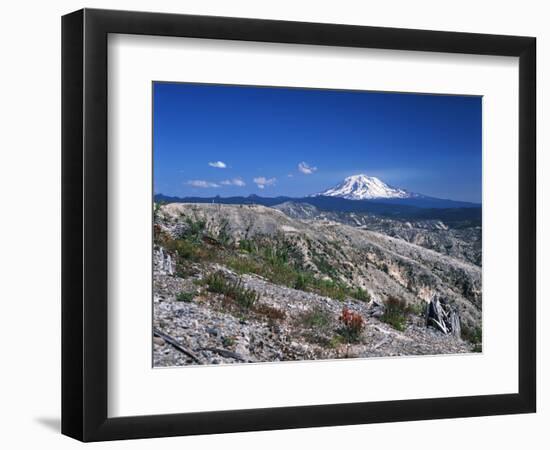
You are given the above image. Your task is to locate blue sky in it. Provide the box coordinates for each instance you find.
[153,82,481,203]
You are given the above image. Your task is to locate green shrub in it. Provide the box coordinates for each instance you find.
[215,218,231,245]
[153,201,165,221]
[225,256,263,275]
[265,260,300,287]
[327,334,346,348]
[204,272,260,308]
[313,254,337,277]
[299,307,335,346]
[301,307,332,329]
[352,287,371,302]
[172,239,201,260]
[228,239,301,288]
[311,279,348,301]
[204,271,227,294]
[221,336,236,347]
[176,291,195,302]
[294,272,310,291]
[263,245,289,267]
[410,302,427,316]
[162,232,215,262]
[238,239,256,253]
[381,296,408,331]
[462,326,482,352]
[182,217,206,243]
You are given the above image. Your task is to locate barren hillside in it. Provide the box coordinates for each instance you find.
[153,203,482,366]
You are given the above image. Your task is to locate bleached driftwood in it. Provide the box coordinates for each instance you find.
[426,295,461,338]
[153,328,201,363]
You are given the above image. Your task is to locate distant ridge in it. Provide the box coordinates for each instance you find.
[154,193,481,222]
[157,174,479,212]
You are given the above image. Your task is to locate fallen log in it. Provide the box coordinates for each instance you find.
[153,328,202,363]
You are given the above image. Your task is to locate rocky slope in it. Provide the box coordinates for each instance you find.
[273,201,482,266]
[153,203,481,366]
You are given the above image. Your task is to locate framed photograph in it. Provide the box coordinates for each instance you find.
[62,8,536,442]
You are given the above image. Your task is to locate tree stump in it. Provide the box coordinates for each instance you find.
[426,295,461,338]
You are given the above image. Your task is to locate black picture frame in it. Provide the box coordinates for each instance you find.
[62,8,536,442]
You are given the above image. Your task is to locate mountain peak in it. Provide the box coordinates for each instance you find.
[314,174,415,200]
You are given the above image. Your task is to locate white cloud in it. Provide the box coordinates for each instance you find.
[208,161,227,169]
[187,180,220,188]
[253,176,276,189]
[287,173,294,178]
[298,161,317,175]
[220,178,246,187]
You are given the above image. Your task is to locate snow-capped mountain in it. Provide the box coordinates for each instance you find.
[314,174,418,200]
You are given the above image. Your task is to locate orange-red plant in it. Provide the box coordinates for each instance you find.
[339,307,364,342]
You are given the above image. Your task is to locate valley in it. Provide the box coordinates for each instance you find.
[153,194,482,366]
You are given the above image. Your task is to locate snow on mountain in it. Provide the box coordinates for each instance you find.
[314,174,418,200]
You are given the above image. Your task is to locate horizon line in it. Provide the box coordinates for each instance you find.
[153,192,482,205]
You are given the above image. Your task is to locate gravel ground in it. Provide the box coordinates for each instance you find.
[153,267,473,367]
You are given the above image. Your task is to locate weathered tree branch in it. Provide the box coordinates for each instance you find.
[153,328,202,363]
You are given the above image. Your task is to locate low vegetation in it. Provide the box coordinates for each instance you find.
[221,336,236,348]
[338,307,365,343]
[352,287,371,302]
[176,291,195,303]
[153,204,481,364]
[204,271,260,309]
[381,296,409,331]
[301,307,332,330]
[253,303,286,322]
[461,325,482,352]
[228,250,369,303]
[407,301,427,317]
[157,221,373,305]
[298,306,337,347]
[182,216,207,243]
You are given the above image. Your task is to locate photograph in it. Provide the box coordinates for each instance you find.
[0,1,542,446]
[152,82,482,367]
